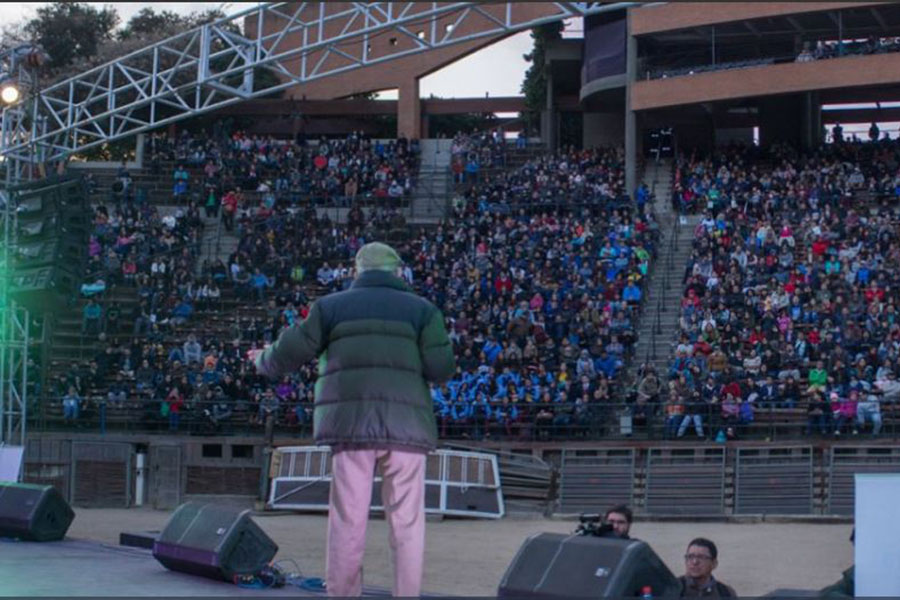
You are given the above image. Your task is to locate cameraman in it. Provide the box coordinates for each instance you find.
[577,504,636,539]
[604,504,633,539]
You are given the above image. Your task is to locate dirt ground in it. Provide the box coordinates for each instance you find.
[67,507,853,596]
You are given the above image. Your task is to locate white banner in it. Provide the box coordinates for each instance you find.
[0,445,24,482]
[855,473,900,596]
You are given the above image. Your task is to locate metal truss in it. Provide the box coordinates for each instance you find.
[1,44,46,185]
[0,305,29,449]
[1,1,644,166]
[0,44,38,448]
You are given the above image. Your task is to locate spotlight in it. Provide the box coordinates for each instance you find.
[1,84,20,105]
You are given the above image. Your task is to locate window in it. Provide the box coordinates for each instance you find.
[202,444,223,458]
[232,445,254,459]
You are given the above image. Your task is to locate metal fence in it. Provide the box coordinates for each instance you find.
[34,395,900,445]
[828,446,900,516]
[645,447,726,516]
[22,433,899,516]
[559,448,635,514]
[734,446,813,515]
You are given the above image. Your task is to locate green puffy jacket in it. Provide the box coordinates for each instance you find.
[256,270,455,452]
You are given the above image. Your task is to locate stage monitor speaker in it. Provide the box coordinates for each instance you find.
[498,533,679,598]
[152,502,278,581]
[0,482,75,541]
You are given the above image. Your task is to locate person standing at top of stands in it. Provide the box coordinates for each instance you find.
[679,538,735,597]
[869,122,880,142]
[604,504,633,539]
[250,241,455,598]
[832,123,844,143]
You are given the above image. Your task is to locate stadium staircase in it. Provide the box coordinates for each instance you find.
[409,139,453,224]
[629,158,700,377]
[198,214,238,275]
[412,139,549,223]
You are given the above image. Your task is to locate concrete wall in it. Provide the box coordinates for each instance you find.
[584,112,625,148]
[759,96,805,148]
[631,53,900,112]
[630,2,885,36]
[675,121,715,153]
[715,128,755,147]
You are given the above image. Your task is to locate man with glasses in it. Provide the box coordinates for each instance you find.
[679,538,735,597]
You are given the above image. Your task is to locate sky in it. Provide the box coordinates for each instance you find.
[1,2,538,99]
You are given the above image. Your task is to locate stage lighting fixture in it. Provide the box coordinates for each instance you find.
[0,83,20,105]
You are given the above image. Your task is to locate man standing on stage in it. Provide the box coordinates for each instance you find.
[250,241,455,597]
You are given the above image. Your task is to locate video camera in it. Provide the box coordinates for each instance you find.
[575,513,616,538]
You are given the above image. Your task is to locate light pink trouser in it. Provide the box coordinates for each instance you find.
[326,448,426,597]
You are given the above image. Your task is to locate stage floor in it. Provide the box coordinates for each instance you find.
[0,538,391,597]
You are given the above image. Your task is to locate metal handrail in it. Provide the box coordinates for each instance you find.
[34,394,883,442]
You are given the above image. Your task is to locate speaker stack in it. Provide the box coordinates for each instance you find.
[10,175,90,313]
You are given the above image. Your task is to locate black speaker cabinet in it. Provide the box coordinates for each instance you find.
[498,533,679,598]
[152,502,278,581]
[0,482,75,541]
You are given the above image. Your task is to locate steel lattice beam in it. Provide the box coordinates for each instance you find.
[1,1,647,165]
[0,305,29,450]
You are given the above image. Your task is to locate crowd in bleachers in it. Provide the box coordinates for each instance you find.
[796,35,900,63]
[83,200,204,286]
[450,129,510,184]
[55,129,900,442]
[56,140,659,439]
[147,129,420,208]
[660,138,900,441]
[456,145,629,211]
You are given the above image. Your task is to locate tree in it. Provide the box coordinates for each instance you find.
[519,22,563,134]
[24,3,119,70]
[120,6,233,40]
[118,7,186,41]
[429,113,498,138]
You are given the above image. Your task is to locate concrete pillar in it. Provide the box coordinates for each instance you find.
[542,68,556,151]
[397,78,421,138]
[803,92,813,150]
[625,12,638,198]
[135,134,144,168]
[802,91,822,150]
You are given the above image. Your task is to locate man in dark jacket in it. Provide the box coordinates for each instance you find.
[251,241,455,597]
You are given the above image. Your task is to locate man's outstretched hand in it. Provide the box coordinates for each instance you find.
[247,347,267,372]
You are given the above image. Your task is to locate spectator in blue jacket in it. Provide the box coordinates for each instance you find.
[623,279,642,305]
[171,297,194,326]
[596,351,620,379]
[482,337,503,365]
[251,269,272,301]
[82,299,103,335]
[62,387,81,421]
